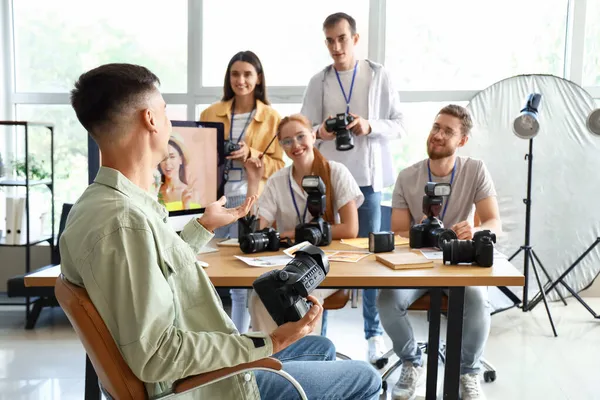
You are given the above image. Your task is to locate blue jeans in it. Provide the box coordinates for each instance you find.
[215,194,250,334]
[255,336,381,399]
[322,186,384,339]
[378,287,491,374]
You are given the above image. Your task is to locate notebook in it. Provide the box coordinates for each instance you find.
[376,252,434,270]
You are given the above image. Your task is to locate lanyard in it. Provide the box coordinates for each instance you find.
[334,61,358,114]
[229,100,255,144]
[289,175,308,224]
[427,159,457,222]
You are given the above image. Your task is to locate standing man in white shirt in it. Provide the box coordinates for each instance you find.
[301,12,406,364]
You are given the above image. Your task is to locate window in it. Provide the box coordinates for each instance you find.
[202,0,368,87]
[583,0,600,86]
[381,101,469,204]
[12,0,188,93]
[385,0,568,90]
[166,105,188,121]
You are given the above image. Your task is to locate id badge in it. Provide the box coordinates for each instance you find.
[227,167,243,182]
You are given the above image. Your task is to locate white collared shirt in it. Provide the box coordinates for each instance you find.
[258,161,364,232]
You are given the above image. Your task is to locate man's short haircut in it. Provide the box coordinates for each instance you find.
[438,104,474,136]
[323,12,357,35]
[70,63,160,140]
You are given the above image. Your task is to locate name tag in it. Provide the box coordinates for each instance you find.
[227,167,243,182]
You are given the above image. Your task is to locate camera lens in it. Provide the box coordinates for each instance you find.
[335,131,354,151]
[239,233,270,254]
[297,227,322,246]
[442,239,476,264]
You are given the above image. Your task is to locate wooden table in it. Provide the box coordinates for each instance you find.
[24,240,524,400]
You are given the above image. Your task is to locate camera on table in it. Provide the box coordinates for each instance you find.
[442,230,497,267]
[252,244,329,325]
[239,227,281,254]
[295,176,332,247]
[324,113,355,151]
[224,140,240,156]
[409,182,457,249]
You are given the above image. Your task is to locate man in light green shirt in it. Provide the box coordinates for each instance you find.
[60,63,381,399]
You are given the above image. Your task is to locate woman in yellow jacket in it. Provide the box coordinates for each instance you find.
[199,50,284,333]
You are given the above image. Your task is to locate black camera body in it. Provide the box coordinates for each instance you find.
[409,182,457,249]
[295,176,332,246]
[224,140,240,156]
[239,227,281,254]
[442,230,497,267]
[369,231,395,253]
[324,113,355,151]
[252,245,330,325]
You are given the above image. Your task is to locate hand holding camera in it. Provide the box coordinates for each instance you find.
[323,113,355,151]
[346,112,371,136]
[225,140,249,161]
[269,294,323,354]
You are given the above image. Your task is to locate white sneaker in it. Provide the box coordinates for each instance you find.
[459,373,486,400]
[391,361,425,400]
[367,335,385,364]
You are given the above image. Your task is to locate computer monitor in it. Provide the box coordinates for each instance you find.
[88,121,225,232]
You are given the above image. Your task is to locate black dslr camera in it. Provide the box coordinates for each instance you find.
[295,176,332,247]
[324,113,355,151]
[442,230,497,267]
[409,182,457,249]
[224,140,240,157]
[239,227,281,254]
[252,244,329,325]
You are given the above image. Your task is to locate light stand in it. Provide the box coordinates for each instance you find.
[526,108,600,318]
[496,93,558,337]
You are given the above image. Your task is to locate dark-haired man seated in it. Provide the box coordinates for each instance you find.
[59,63,381,400]
[378,105,501,400]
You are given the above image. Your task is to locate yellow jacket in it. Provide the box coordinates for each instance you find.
[199,99,284,194]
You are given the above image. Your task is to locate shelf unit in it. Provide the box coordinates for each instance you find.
[0,121,55,324]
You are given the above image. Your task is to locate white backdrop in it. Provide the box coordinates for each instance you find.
[464,74,600,306]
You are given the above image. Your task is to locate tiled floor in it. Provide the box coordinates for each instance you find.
[1,296,599,400]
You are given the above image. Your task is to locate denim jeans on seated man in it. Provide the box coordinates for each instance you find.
[256,336,381,400]
[377,287,491,399]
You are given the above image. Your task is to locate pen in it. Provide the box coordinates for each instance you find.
[259,134,278,160]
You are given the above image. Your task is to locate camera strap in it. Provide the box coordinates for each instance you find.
[334,61,358,114]
[223,100,256,183]
[427,159,457,222]
[289,175,309,224]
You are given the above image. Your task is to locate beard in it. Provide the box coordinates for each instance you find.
[426,140,455,160]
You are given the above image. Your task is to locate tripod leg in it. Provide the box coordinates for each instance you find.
[551,279,600,319]
[527,238,600,312]
[529,252,558,337]
[508,246,523,262]
[531,250,568,306]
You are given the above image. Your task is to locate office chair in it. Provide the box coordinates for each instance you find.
[54,274,308,399]
[376,292,497,392]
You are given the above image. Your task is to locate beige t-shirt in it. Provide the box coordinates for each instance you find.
[259,161,364,232]
[391,156,497,228]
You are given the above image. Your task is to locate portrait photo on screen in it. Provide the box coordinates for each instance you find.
[154,126,218,212]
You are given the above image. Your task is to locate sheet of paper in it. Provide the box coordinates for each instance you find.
[234,255,292,268]
[340,235,410,249]
[198,245,219,254]
[323,250,371,263]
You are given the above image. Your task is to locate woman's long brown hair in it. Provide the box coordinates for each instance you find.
[277,114,335,224]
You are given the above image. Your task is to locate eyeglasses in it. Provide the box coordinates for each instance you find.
[279,133,309,149]
[430,124,459,139]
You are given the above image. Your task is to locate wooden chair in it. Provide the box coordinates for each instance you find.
[54,274,307,399]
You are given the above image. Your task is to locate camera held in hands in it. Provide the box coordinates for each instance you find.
[441,230,497,267]
[224,140,241,157]
[239,227,281,254]
[409,182,458,249]
[324,113,355,151]
[252,244,330,325]
[294,176,332,247]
